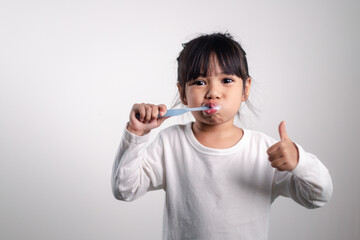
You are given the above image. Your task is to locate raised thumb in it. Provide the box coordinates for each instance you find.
[278,120,289,141]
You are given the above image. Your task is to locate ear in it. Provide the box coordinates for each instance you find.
[177,83,188,105]
[242,78,251,102]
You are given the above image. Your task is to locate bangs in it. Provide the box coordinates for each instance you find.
[180,34,249,83]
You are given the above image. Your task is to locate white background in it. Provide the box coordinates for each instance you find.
[1,0,359,239]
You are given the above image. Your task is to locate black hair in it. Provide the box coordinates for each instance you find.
[175,32,257,118]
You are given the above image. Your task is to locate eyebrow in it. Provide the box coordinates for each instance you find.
[198,72,231,77]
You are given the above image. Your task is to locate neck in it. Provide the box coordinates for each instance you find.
[192,120,234,135]
[191,120,243,149]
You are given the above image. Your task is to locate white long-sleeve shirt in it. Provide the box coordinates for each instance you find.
[112,122,333,240]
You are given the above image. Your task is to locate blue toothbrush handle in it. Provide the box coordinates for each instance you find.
[135,107,209,120]
[135,109,187,120]
[161,109,188,117]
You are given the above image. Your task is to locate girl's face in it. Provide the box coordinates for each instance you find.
[179,56,251,126]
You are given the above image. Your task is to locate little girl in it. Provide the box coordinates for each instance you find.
[112,33,333,240]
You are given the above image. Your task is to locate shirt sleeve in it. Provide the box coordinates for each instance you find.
[111,125,165,202]
[271,143,333,208]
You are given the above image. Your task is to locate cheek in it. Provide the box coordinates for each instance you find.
[185,89,202,105]
[227,100,242,113]
[228,88,243,102]
[225,89,243,112]
[182,87,192,105]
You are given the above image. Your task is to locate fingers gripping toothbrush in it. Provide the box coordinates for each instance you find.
[136,105,221,119]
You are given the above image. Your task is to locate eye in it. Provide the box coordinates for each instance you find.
[191,80,206,86]
[222,78,234,84]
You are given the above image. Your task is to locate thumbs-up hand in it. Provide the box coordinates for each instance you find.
[267,121,299,171]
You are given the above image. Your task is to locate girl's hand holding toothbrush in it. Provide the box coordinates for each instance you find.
[127,103,169,136]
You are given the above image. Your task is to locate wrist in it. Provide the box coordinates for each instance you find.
[290,142,300,171]
[126,122,150,136]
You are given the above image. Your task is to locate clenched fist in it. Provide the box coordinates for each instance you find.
[127,103,169,136]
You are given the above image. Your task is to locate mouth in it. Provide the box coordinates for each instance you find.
[203,103,222,115]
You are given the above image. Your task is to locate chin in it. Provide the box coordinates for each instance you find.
[200,116,225,125]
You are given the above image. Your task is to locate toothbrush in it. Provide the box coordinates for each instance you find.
[160,106,211,117]
[136,106,211,119]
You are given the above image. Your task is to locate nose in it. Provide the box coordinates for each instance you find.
[205,83,221,100]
